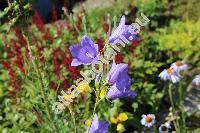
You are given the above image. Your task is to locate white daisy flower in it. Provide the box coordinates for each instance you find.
[140,114,155,127]
[159,122,171,133]
[171,61,188,72]
[159,68,180,83]
[192,74,200,86]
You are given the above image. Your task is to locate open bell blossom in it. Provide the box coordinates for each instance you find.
[109,16,138,44]
[88,114,109,133]
[171,61,188,72]
[106,61,128,84]
[69,35,99,66]
[106,72,137,100]
[159,67,180,83]
[192,74,200,86]
[140,114,155,128]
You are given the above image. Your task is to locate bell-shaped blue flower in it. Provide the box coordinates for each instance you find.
[109,16,138,44]
[106,72,137,100]
[69,35,99,66]
[106,61,128,84]
[88,114,109,133]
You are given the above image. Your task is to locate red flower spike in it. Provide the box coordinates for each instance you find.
[33,11,45,32]
[50,81,58,91]
[51,6,58,22]
[76,16,82,31]
[14,28,30,59]
[96,38,104,52]
[61,79,70,90]
[115,53,124,64]
[101,17,109,33]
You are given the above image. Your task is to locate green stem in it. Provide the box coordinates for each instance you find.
[168,83,175,110]
[68,107,77,133]
[168,83,179,133]
[65,13,81,35]
[87,84,103,133]
[38,69,57,132]
[178,82,183,105]
[25,34,57,132]
[153,125,157,133]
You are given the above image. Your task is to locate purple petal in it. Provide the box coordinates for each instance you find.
[96,122,109,133]
[109,16,139,44]
[69,44,82,58]
[71,59,83,66]
[106,83,121,99]
[106,72,137,100]
[94,44,99,52]
[69,35,99,66]
[90,114,99,132]
[89,114,109,133]
[106,62,128,84]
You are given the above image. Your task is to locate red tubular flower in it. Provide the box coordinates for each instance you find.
[33,11,45,32]
[96,38,104,52]
[14,28,30,59]
[8,68,21,90]
[103,63,107,74]
[1,44,21,91]
[42,28,54,41]
[64,0,67,8]
[130,40,139,51]
[2,61,10,69]
[76,16,82,31]
[101,17,109,33]
[53,48,80,80]
[11,40,25,75]
[51,6,58,22]
[115,53,124,64]
[35,44,45,62]
[53,50,62,76]
[50,81,58,91]
[68,66,80,80]
[61,79,70,90]
[130,40,140,57]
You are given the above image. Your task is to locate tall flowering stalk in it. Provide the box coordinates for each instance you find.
[67,15,139,132]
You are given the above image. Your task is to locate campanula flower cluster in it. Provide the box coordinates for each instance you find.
[52,14,152,132]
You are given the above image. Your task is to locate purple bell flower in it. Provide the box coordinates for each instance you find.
[88,114,109,133]
[106,72,137,100]
[106,61,128,84]
[109,16,138,44]
[69,35,99,66]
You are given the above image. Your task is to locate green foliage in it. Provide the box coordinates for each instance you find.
[154,20,200,65]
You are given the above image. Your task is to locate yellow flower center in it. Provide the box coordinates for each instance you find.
[175,61,183,66]
[167,68,174,75]
[145,116,152,123]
